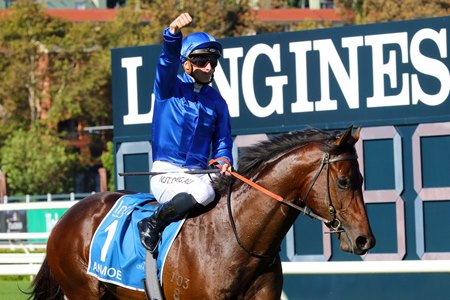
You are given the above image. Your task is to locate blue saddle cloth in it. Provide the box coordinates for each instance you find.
[87,193,185,291]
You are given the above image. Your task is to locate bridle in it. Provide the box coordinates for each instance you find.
[299,152,358,232]
[225,151,358,258]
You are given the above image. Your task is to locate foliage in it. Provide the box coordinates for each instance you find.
[334,0,450,24]
[44,21,112,130]
[0,0,257,195]
[142,0,256,39]
[0,0,70,141]
[0,125,78,195]
[0,0,113,138]
[102,3,157,47]
[100,141,115,191]
[292,19,334,31]
[1,0,448,195]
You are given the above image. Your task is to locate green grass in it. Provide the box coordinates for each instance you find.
[0,250,44,299]
[0,279,32,300]
[0,249,45,299]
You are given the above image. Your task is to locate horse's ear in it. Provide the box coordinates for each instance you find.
[335,126,353,146]
[352,127,361,143]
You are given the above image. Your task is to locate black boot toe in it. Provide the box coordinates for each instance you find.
[138,219,160,253]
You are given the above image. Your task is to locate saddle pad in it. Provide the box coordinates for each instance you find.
[87,193,185,291]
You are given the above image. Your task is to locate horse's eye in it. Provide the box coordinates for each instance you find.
[337,178,350,189]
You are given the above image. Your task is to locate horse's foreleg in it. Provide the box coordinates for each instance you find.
[244,256,283,300]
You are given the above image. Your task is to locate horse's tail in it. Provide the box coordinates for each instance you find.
[27,256,64,300]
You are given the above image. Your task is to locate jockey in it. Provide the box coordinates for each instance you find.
[138,13,233,254]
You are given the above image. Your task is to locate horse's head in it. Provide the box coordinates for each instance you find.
[298,127,376,255]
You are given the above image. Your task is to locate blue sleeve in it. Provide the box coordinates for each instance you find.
[212,97,234,165]
[154,27,182,100]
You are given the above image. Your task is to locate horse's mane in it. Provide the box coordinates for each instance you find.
[212,127,355,193]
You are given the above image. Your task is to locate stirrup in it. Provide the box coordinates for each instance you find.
[138,221,161,254]
[140,231,161,254]
[147,235,161,254]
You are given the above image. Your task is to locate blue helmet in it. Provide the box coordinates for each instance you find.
[180,32,222,63]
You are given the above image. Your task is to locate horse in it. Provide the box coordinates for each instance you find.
[28,127,375,300]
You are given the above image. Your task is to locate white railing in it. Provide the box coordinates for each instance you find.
[0,253,45,275]
[0,200,79,212]
[0,233,48,276]
[1,196,450,276]
[0,234,48,251]
[2,258,450,276]
[0,198,82,275]
[281,260,450,274]
[1,192,94,204]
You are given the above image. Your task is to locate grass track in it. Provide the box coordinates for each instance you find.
[0,279,31,300]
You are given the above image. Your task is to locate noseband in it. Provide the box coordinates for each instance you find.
[225,151,358,258]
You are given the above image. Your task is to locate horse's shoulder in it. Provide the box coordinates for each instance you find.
[179,196,227,237]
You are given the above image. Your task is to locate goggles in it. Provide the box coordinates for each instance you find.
[188,55,219,68]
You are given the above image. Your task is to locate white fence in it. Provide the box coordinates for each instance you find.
[0,250,45,275]
[0,198,79,276]
[1,192,93,204]
[1,197,450,276]
[282,260,450,274]
[2,250,450,276]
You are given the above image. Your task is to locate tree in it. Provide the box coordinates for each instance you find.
[0,1,114,194]
[0,0,249,195]
[142,0,256,39]
[0,126,78,195]
[334,0,450,24]
[0,0,70,142]
[0,0,114,138]
[0,0,311,195]
[100,141,115,191]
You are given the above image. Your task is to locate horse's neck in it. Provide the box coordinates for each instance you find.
[236,194,298,255]
[225,153,312,255]
[176,152,316,263]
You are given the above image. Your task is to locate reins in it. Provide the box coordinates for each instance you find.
[119,153,358,259]
[210,152,358,258]
[225,182,272,259]
[210,153,357,227]
[223,161,331,223]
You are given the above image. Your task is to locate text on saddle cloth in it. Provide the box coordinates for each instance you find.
[86,193,185,291]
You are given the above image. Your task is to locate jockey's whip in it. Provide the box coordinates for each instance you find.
[118,169,221,176]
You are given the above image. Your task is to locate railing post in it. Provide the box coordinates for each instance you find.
[98,167,107,192]
[0,170,6,203]
[47,193,52,202]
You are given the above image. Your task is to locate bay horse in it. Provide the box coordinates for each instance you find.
[28,127,375,300]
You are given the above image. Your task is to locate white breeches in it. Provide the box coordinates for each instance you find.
[150,161,216,206]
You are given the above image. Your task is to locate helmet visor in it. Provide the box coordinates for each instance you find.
[189,55,219,68]
[190,47,221,57]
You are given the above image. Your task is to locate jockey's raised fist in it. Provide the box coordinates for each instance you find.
[169,13,193,35]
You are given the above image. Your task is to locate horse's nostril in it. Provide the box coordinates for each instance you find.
[356,236,371,250]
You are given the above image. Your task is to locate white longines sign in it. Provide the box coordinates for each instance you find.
[112,16,450,136]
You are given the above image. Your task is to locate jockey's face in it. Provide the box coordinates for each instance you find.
[189,55,218,84]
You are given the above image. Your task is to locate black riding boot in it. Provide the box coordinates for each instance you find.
[138,193,197,253]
